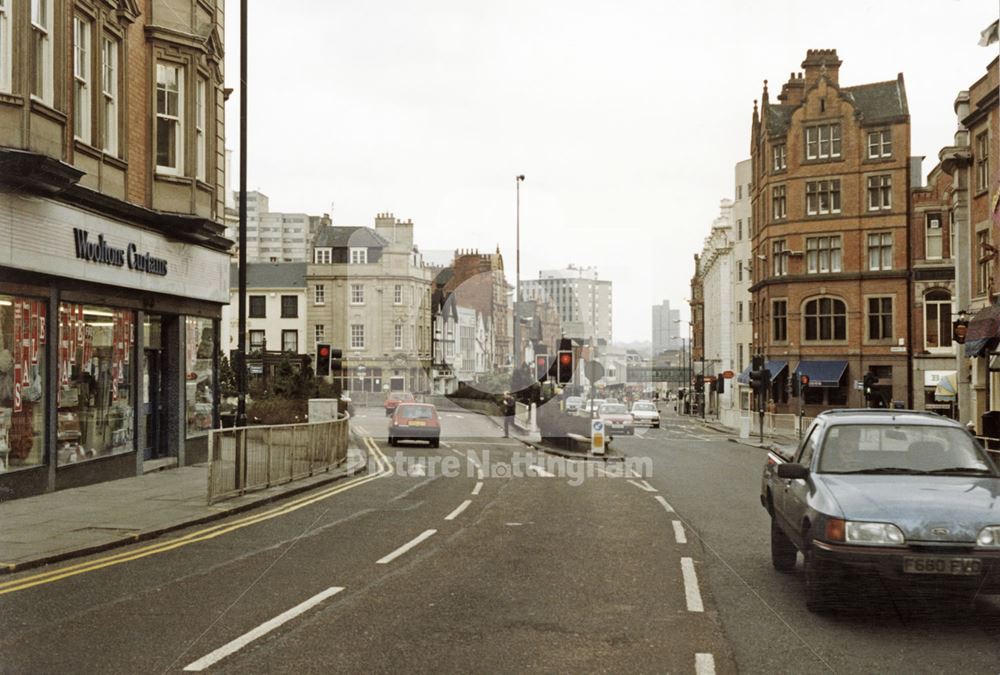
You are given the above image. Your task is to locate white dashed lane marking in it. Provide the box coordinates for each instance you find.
[376,530,437,565]
[680,557,704,612]
[444,500,472,521]
[672,521,687,544]
[655,496,675,512]
[695,653,716,675]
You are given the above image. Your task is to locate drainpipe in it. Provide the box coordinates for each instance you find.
[906,157,914,409]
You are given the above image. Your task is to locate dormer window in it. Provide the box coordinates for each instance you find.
[314,247,331,264]
[349,247,367,264]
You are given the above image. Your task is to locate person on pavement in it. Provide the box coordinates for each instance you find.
[502,391,516,438]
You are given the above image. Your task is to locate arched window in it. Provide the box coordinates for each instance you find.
[924,290,952,349]
[804,297,847,341]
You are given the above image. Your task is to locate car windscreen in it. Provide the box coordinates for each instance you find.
[397,405,434,419]
[600,404,627,414]
[633,403,655,411]
[818,424,993,474]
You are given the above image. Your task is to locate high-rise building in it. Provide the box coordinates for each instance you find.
[651,301,681,357]
[225,190,331,262]
[522,266,613,345]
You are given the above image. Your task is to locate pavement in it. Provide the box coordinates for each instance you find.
[0,445,368,573]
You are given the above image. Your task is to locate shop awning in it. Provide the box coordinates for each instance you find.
[765,360,787,381]
[965,305,1000,357]
[793,360,848,388]
[736,366,751,385]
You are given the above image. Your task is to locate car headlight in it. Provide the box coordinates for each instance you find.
[844,520,906,546]
[977,526,1000,547]
[825,518,905,545]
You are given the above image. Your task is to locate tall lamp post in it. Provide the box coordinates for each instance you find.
[236,0,248,428]
[513,174,525,376]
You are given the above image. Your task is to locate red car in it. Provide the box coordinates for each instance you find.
[388,403,441,447]
[384,391,415,416]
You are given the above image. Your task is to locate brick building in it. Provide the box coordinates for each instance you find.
[749,49,912,414]
[909,160,957,417]
[0,0,230,497]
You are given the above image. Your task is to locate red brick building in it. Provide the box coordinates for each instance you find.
[749,49,912,414]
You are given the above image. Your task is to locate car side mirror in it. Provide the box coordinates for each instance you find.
[777,463,809,480]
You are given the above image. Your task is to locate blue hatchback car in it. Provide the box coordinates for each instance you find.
[761,409,1000,612]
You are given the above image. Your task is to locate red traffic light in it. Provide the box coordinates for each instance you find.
[319,346,330,357]
[559,353,572,366]
[536,355,547,366]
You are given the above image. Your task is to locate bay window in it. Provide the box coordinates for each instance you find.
[156,63,183,174]
[73,16,92,143]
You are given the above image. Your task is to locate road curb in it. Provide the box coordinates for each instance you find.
[0,449,370,576]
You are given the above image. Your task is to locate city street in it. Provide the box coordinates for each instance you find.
[2,407,1000,673]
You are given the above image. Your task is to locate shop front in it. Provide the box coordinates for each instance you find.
[0,192,229,499]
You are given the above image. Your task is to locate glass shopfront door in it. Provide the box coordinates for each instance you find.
[143,349,166,460]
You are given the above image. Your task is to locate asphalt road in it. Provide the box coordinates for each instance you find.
[3,405,999,673]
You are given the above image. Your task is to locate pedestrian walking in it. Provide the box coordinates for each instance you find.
[502,391,516,438]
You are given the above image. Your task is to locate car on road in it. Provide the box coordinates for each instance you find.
[384,391,415,416]
[630,401,660,428]
[565,396,584,413]
[761,409,1000,612]
[583,398,606,416]
[388,403,441,447]
[598,402,634,435]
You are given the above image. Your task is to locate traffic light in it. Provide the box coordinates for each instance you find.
[316,343,331,377]
[557,350,573,384]
[535,353,550,382]
[863,371,877,403]
[330,348,343,374]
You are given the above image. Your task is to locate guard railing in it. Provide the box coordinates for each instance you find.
[207,414,350,504]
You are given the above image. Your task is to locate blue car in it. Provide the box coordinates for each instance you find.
[761,409,1000,612]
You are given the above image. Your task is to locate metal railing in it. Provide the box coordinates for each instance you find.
[207,414,350,504]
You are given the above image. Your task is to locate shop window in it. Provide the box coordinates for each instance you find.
[57,304,135,464]
[185,317,214,438]
[0,296,48,472]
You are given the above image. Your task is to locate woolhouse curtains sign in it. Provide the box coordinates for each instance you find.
[72,229,169,277]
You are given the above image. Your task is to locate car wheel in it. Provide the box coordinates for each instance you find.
[430,439,440,448]
[653,423,660,429]
[804,548,838,613]
[388,436,396,447]
[770,519,797,572]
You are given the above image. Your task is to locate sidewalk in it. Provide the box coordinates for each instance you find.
[0,446,368,574]
[683,413,800,455]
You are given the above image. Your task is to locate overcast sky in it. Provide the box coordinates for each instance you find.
[224,0,999,343]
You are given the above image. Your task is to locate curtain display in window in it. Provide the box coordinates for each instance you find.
[58,304,134,464]
[0,296,47,472]
[185,317,214,437]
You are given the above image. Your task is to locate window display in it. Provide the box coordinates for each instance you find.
[58,304,134,464]
[0,296,47,473]
[185,317,214,436]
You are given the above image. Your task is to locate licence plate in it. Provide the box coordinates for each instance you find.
[410,421,426,427]
[903,556,982,575]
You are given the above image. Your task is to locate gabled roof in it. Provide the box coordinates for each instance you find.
[313,226,389,249]
[764,78,908,137]
[229,262,306,289]
[766,105,793,136]
[842,79,908,124]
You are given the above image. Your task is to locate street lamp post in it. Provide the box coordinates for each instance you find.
[236,0,248,429]
[514,174,525,379]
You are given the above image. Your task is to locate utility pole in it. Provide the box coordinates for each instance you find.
[236,0,248,429]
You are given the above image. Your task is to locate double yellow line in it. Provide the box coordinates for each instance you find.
[0,437,392,597]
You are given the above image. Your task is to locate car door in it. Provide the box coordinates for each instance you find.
[781,423,822,548]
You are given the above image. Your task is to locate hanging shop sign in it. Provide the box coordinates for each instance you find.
[73,229,168,276]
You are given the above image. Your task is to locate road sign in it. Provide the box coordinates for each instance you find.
[585,361,605,383]
[591,419,606,455]
[854,380,863,390]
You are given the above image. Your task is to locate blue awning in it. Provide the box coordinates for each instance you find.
[736,366,751,384]
[794,360,848,388]
[765,360,787,381]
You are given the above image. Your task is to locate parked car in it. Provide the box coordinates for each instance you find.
[384,391,415,416]
[630,401,660,428]
[388,403,441,447]
[761,409,1000,613]
[598,403,634,435]
[565,396,584,413]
